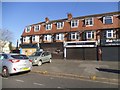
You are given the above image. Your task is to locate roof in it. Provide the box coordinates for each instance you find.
[28,11,120,26]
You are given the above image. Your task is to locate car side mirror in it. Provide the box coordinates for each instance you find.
[41,54,44,57]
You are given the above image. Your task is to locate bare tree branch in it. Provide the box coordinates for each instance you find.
[0,28,13,52]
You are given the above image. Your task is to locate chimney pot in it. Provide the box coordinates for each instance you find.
[67,13,72,20]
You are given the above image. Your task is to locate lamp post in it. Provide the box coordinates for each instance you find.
[97,30,102,61]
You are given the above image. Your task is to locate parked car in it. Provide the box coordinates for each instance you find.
[29,51,52,66]
[0,53,32,77]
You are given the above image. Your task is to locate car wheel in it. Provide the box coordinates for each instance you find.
[26,70,31,73]
[2,67,9,78]
[38,60,42,66]
[49,59,52,63]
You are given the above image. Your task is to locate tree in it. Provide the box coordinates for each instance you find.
[0,29,13,52]
[9,42,13,51]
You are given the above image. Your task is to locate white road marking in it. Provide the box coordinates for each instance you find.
[57,87,62,88]
[16,79,24,82]
[33,83,44,86]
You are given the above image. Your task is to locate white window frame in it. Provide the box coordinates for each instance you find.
[46,24,52,30]
[86,31,94,39]
[44,35,52,42]
[25,26,31,33]
[103,16,113,24]
[35,35,40,42]
[26,36,30,43]
[23,36,30,43]
[71,32,80,40]
[106,30,114,38]
[56,33,64,41]
[85,18,94,26]
[32,36,35,42]
[57,22,64,29]
[32,35,40,42]
[71,20,79,28]
[23,37,26,42]
[34,25,41,32]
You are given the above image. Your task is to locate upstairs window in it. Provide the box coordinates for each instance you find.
[85,18,93,26]
[25,26,31,33]
[71,20,79,28]
[56,34,64,40]
[32,35,39,42]
[86,31,94,39]
[70,32,80,40]
[103,16,113,24]
[23,36,30,43]
[34,25,40,32]
[46,24,52,30]
[44,35,52,42]
[23,37,26,42]
[57,22,64,29]
[32,36,35,41]
[106,30,115,38]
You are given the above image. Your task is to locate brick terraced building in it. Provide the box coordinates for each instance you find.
[20,11,120,61]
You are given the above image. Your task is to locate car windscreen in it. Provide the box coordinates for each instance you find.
[11,55,29,59]
[31,52,42,56]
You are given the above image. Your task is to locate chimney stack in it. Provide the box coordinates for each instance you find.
[45,17,49,23]
[67,13,72,20]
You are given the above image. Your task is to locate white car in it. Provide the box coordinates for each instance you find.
[0,53,32,77]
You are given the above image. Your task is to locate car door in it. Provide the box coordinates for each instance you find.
[44,52,50,62]
[41,52,47,63]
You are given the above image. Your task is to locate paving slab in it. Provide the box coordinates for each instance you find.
[31,59,119,84]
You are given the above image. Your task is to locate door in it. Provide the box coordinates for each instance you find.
[102,46,119,61]
[66,47,84,60]
[44,52,50,62]
[41,52,47,63]
[66,47,97,60]
[84,47,97,60]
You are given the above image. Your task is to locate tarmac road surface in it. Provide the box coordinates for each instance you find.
[2,72,118,88]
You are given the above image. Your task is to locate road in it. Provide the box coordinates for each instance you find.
[1,72,118,89]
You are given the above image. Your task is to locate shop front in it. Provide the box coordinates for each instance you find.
[64,41,97,60]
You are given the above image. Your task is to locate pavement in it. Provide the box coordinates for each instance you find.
[31,59,119,84]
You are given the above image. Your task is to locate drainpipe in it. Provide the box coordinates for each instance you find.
[64,47,66,60]
[37,42,39,48]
